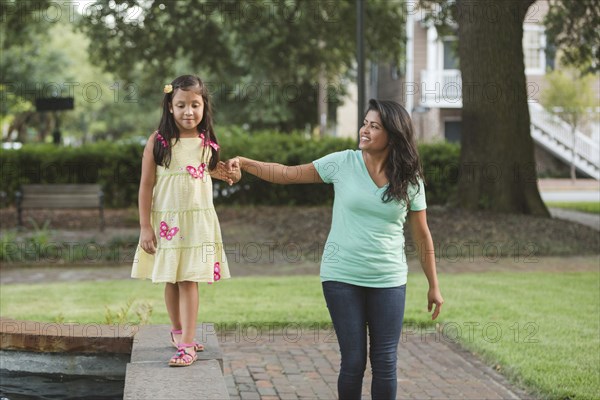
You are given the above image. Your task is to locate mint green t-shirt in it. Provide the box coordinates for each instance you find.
[313,150,427,288]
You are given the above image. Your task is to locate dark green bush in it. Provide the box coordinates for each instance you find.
[0,129,459,207]
[1,142,142,208]
[418,141,460,205]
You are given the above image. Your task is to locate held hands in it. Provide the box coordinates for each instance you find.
[216,159,242,185]
[428,287,444,320]
[224,157,241,175]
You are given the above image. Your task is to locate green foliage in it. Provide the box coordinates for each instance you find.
[546,202,600,214]
[417,141,460,205]
[1,12,158,141]
[544,0,600,74]
[0,131,460,207]
[216,129,355,205]
[0,219,53,262]
[78,0,406,131]
[0,231,18,262]
[104,298,153,325]
[0,8,68,117]
[540,69,597,129]
[1,141,143,208]
[0,0,52,49]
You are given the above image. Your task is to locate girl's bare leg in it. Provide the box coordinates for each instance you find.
[165,283,181,343]
[178,281,199,351]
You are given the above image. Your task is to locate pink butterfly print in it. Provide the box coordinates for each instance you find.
[214,262,221,281]
[199,132,220,151]
[208,262,221,285]
[156,132,168,148]
[186,163,206,179]
[159,221,179,240]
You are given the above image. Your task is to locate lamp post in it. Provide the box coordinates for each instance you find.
[356,0,365,140]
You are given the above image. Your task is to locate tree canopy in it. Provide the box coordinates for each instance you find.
[544,0,600,74]
[77,0,406,131]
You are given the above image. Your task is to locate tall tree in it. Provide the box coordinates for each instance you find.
[455,0,548,215]
[418,0,597,215]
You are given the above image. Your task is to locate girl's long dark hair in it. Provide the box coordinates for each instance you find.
[366,99,424,205]
[153,75,219,170]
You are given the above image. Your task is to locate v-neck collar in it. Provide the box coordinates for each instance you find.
[359,150,388,192]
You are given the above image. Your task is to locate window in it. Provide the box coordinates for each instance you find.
[523,26,546,74]
[444,120,461,143]
[443,39,459,70]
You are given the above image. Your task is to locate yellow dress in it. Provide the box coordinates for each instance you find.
[131,137,230,283]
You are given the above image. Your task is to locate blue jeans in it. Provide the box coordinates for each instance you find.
[322,281,406,400]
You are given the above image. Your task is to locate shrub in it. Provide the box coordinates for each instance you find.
[418,142,460,205]
[0,129,459,206]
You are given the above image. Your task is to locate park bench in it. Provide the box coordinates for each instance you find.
[15,184,105,230]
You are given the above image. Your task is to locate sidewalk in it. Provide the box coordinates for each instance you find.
[220,328,534,400]
[537,178,599,191]
[538,178,600,202]
[549,207,600,231]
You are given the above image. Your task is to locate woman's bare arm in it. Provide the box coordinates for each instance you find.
[408,209,444,320]
[231,156,323,185]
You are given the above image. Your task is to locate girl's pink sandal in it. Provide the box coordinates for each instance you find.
[168,343,198,367]
[170,328,205,352]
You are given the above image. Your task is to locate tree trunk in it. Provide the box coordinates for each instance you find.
[456,0,549,216]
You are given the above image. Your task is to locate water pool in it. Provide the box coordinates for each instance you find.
[0,370,124,400]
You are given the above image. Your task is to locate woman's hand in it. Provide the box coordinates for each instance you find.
[428,286,444,320]
[224,157,241,174]
[140,225,157,255]
[225,158,242,183]
[213,161,241,185]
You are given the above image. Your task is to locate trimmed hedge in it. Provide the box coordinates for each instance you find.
[0,129,459,207]
[418,141,460,205]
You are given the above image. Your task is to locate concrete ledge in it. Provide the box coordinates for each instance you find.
[124,360,229,399]
[124,324,229,399]
[0,318,137,354]
[129,323,223,370]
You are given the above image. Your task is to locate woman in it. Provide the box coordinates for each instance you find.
[228,99,443,399]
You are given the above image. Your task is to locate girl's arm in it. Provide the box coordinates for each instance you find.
[408,209,444,320]
[139,133,157,254]
[230,156,324,185]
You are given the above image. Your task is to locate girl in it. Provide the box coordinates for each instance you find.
[132,75,239,367]
[227,99,443,398]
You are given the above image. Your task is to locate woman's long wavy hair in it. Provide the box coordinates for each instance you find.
[153,75,219,170]
[366,99,424,205]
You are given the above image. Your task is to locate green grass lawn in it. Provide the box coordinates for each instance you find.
[546,201,600,214]
[1,272,599,399]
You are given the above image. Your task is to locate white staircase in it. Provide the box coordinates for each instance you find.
[529,102,600,180]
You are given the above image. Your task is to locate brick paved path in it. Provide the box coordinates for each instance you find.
[220,328,534,400]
